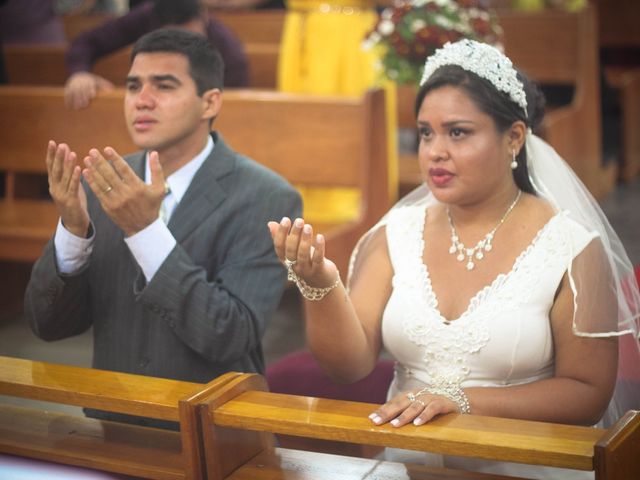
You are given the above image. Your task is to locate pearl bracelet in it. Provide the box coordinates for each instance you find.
[284,259,340,301]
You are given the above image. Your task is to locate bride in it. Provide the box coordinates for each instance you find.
[268,39,640,478]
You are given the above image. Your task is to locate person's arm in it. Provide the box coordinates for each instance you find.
[205,16,249,87]
[64,2,156,108]
[136,184,302,364]
[24,239,94,341]
[65,2,155,75]
[268,219,393,382]
[371,239,619,427]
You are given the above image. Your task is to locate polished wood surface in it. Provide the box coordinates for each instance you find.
[0,355,201,421]
[209,390,602,471]
[0,405,184,480]
[196,373,640,480]
[0,356,243,479]
[2,360,638,479]
[594,410,640,480]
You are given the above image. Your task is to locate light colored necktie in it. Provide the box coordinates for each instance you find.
[159,182,172,224]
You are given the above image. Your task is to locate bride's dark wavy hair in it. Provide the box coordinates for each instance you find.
[415,65,546,195]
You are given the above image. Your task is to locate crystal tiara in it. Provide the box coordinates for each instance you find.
[420,39,528,116]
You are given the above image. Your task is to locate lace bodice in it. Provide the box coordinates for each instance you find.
[382,205,597,395]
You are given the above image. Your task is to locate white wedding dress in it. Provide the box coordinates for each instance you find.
[381,204,598,479]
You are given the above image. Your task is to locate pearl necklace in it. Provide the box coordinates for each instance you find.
[447,190,522,271]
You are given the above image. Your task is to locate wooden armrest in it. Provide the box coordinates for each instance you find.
[0,355,206,421]
[210,390,601,471]
[198,374,640,479]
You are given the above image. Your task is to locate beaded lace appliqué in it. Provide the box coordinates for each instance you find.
[391,207,568,387]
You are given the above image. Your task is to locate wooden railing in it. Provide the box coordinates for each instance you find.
[0,355,236,479]
[196,372,640,480]
[1,358,638,479]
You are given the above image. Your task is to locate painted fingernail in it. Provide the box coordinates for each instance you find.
[413,418,424,426]
[294,218,303,228]
[303,224,311,234]
[280,217,289,225]
[370,415,382,424]
[390,419,400,427]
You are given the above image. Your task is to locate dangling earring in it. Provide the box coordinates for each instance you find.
[510,150,518,170]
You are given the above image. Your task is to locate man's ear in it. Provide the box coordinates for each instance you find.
[201,88,222,121]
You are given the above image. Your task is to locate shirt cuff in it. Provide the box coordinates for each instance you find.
[54,218,94,274]
[125,218,177,282]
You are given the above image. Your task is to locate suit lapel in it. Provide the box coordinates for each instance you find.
[167,133,235,243]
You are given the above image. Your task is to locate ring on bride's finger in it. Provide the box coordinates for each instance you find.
[407,392,416,402]
[414,399,426,407]
[284,258,297,268]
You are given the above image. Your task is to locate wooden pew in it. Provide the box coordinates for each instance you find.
[596,0,640,181]
[4,10,283,89]
[197,372,640,480]
[0,86,390,277]
[61,12,116,41]
[4,44,131,86]
[0,355,240,479]
[398,5,616,200]
[213,10,284,46]
[3,42,276,90]
[0,86,136,263]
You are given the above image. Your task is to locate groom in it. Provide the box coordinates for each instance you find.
[24,28,301,429]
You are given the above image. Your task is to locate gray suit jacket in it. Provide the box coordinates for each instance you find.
[24,133,301,427]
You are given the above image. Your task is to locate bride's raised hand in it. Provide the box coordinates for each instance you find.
[267,217,338,288]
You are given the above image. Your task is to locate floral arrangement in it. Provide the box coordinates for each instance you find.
[364,0,503,85]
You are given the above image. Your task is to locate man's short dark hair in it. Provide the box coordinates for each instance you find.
[131,28,225,94]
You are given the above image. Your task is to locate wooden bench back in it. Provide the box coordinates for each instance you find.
[4,44,131,86]
[0,86,389,272]
[500,5,612,197]
[5,10,284,89]
[61,12,116,41]
[0,355,239,479]
[198,373,640,480]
